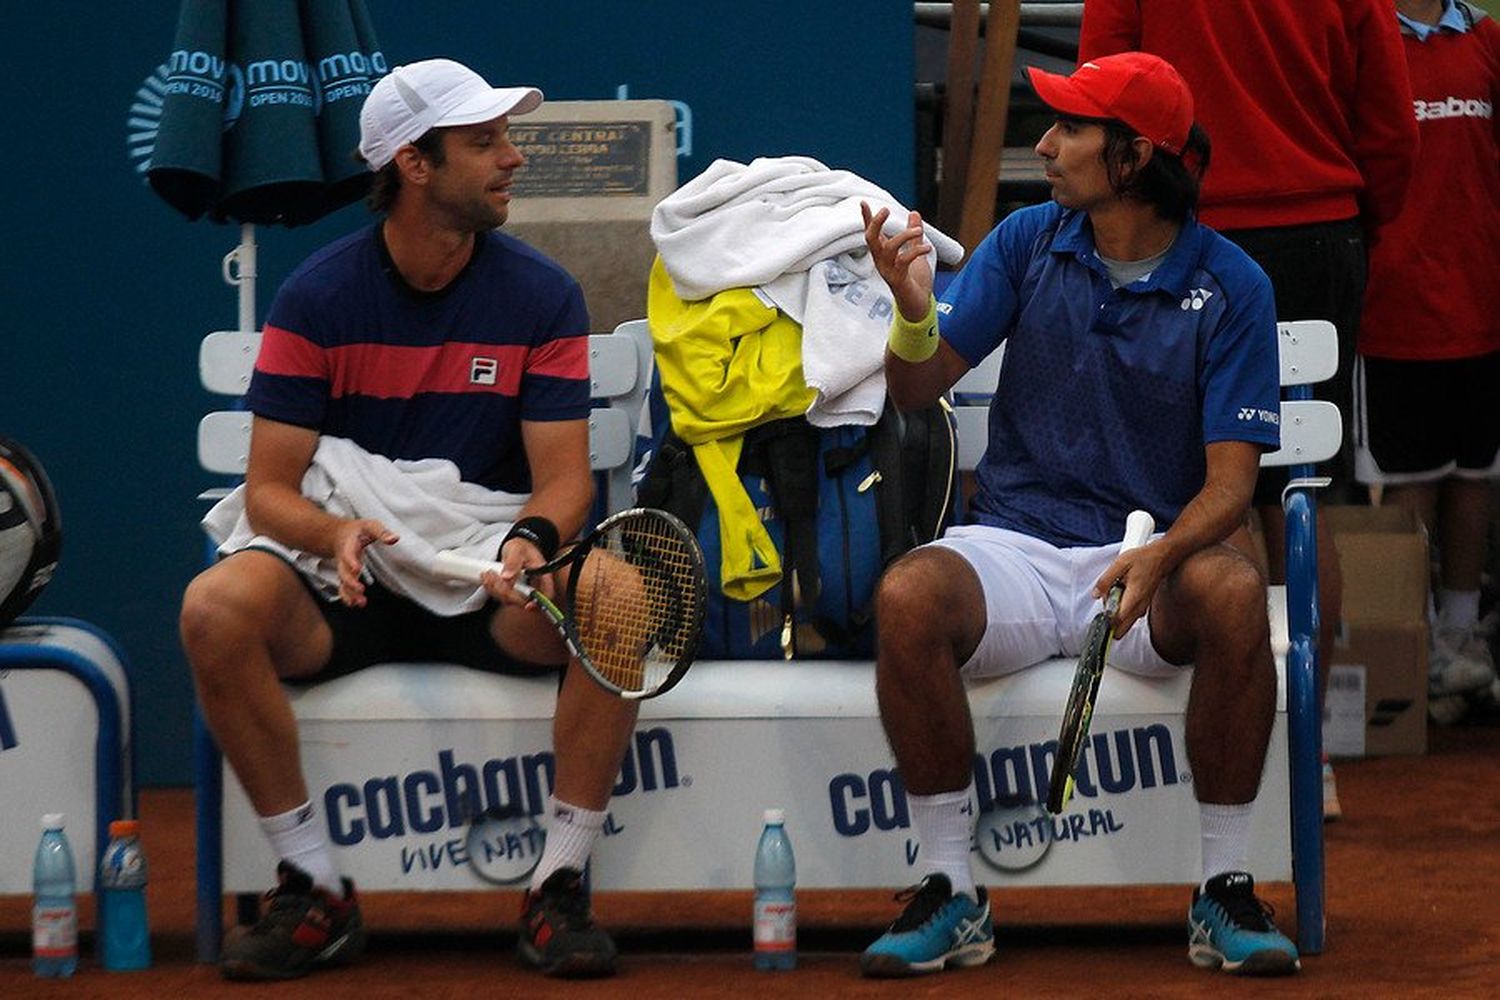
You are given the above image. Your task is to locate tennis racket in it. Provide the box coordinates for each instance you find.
[1046,509,1156,814]
[433,507,706,700]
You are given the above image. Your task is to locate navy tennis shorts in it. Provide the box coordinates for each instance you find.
[295,576,562,683]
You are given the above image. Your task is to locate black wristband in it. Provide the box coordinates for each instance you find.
[500,516,560,562]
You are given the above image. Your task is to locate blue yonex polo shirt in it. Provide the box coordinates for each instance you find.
[939,202,1280,547]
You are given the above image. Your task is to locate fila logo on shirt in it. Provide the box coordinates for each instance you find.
[470,357,498,386]
[1180,288,1213,311]
[1413,96,1493,122]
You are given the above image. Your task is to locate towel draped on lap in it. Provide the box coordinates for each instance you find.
[202,436,528,616]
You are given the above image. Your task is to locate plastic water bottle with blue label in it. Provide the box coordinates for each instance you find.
[32,813,78,978]
[752,808,796,970]
[100,818,151,970]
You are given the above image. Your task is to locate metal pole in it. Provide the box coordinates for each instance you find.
[220,222,258,334]
[915,2,1084,29]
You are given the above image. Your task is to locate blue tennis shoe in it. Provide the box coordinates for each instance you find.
[860,873,995,977]
[1188,872,1300,975]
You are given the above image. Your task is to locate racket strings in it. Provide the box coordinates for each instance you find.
[572,517,701,693]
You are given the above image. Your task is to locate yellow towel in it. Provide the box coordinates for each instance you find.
[647,257,816,600]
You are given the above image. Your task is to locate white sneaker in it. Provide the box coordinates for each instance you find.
[1429,693,1471,726]
[1429,626,1496,696]
[1321,761,1342,821]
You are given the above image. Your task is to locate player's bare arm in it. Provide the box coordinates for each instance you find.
[483,416,593,608]
[862,202,971,410]
[1102,440,1262,634]
[243,415,398,607]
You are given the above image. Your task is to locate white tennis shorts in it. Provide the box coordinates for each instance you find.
[930,523,1183,680]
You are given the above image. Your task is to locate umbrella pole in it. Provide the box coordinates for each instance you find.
[220,223,259,334]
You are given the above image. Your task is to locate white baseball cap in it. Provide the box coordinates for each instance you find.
[358,58,543,170]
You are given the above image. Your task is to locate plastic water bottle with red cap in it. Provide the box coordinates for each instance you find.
[752,807,796,970]
[31,813,78,978]
[99,818,151,970]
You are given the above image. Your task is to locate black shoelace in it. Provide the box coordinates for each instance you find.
[1210,887,1276,933]
[887,876,951,933]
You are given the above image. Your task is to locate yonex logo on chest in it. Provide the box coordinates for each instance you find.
[1180,288,1213,311]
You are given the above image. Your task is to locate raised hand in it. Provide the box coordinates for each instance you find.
[861,201,935,322]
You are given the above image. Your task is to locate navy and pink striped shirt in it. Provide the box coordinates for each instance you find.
[246,224,590,492]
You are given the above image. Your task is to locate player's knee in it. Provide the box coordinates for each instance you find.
[1211,559,1271,642]
[877,553,940,631]
[179,572,259,669]
[875,549,978,651]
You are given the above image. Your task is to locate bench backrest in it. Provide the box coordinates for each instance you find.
[949,320,1341,473]
[199,318,1338,520]
[196,321,653,515]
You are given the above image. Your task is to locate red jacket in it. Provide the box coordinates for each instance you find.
[1080,0,1420,233]
[1360,10,1499,360]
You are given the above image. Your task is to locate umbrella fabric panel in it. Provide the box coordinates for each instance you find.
[146,0,230,221]
[146,0,385,227]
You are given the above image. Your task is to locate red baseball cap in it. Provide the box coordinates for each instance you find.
[1026,52,1194,155]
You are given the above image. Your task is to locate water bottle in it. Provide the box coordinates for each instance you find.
[752,807,796,970]
[99,818,151,970]
[31,813,78,978]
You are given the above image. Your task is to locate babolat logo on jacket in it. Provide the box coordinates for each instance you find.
[1413,96,1493,120]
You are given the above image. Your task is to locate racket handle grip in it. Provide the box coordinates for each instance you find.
[1120,510,1155,552]
[431,550,504,583]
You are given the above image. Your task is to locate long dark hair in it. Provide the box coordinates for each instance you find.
[1099,119,1212,222]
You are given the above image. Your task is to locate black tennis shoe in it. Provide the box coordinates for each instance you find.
[518,867,618,978]
[220,861,366,981]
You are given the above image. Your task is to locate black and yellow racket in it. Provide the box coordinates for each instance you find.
[1046,509,1156,814]
[433,507,706,700]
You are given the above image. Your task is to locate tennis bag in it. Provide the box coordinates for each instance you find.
[637,399,955,660]
[0,436,62,629]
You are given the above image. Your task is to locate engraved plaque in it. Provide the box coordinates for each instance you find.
[510,121,651,198]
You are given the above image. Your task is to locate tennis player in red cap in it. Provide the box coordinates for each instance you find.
[857,52,1299,978]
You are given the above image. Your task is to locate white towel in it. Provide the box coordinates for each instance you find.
[761,258,894,427]
[652,156,963,300]
[202,436,528,616]
[653,156,963,427]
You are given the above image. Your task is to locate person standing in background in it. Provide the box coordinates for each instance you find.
[1080,0,1421,819]
[1355,0,1499,725]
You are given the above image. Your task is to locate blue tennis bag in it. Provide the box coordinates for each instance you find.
[637,388,956,660]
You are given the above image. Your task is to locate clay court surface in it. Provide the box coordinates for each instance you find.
[2,721,1497,998]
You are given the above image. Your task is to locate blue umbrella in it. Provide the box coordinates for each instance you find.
[129,0,385,329]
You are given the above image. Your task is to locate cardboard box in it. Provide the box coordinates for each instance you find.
[1325,622,1429,757]
[1324,505,1430,625]
[1322,505,1431,756]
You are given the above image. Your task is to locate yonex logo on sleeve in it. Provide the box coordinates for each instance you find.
[936,302,954,315]
[1237,407,1279,425]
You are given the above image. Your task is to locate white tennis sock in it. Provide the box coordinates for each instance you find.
[1438,589,1481,632]
[260,801,342,894]
[908,785,979,901]
[531,797,607,891]
[1199,801,1254,885]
